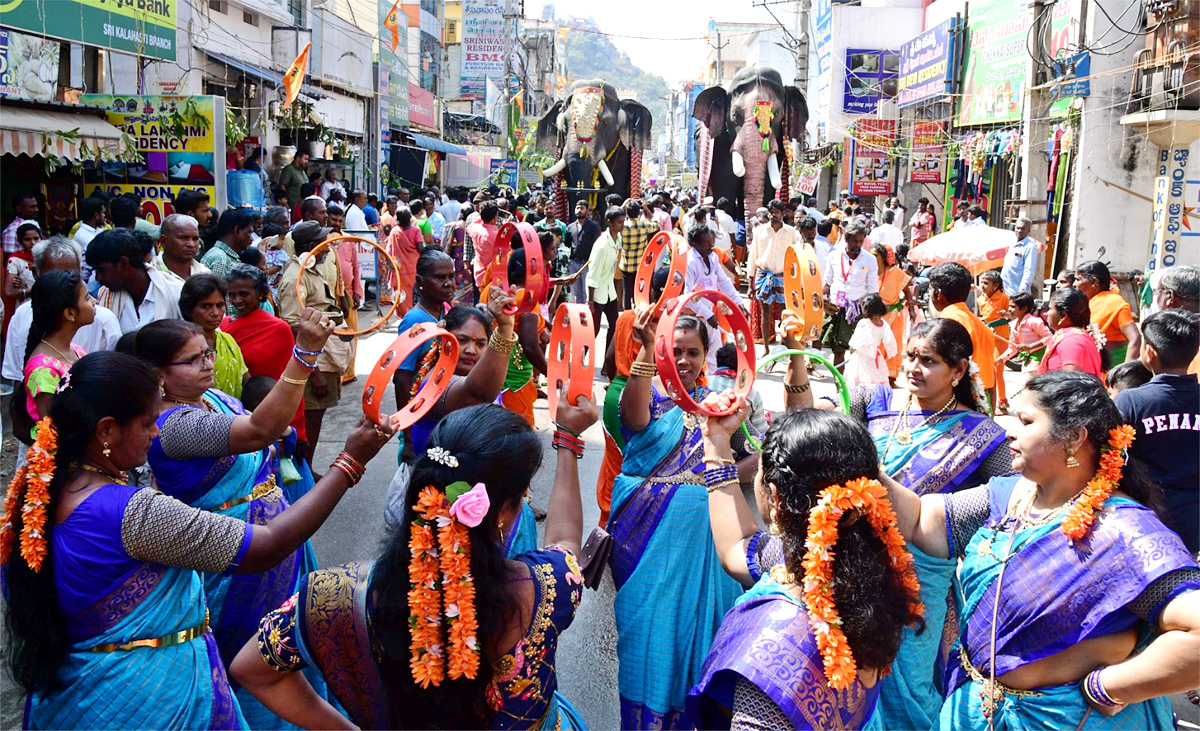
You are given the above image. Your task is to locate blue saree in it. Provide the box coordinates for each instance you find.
[864,385,1011,730]
[609,387,745,729]
[687,575,880,730]
[939,475,1198,730]
[147,389,325,729]
[26,484,247,730]
[256,547,587,729]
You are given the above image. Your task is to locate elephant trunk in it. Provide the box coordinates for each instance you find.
[739,135,771,234]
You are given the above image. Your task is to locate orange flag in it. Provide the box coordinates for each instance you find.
[383,0,401,52]
[281,41,311,110]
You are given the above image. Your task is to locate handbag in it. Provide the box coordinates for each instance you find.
[578,526,612,590]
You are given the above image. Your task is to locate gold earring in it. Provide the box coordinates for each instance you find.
[769,505,781,536]
[1066,449,1080,468]
[103,441,112,458]
[952,379,961,387]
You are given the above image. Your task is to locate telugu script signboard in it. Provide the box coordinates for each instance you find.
[897,19,956,108]
[460,0,506,101]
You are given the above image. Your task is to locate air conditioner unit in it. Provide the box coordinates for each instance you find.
[1131,0,1198,110]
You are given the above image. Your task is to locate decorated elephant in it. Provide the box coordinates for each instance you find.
[537,80,653,211]
[692,66,807,230]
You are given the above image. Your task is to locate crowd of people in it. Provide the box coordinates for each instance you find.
[0,173,1198,731]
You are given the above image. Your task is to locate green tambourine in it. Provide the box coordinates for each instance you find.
[738,349,852,452]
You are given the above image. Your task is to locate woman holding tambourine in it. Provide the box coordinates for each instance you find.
[606,303,746,729]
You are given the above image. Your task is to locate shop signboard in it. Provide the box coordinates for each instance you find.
[379,0,409,128]
[957,0,1079,126]
[1049,52,1090,100]
[812,0,833,139]
[0,29,59,101]
[408,83,437,129]
[345,230,379,282]
[460,0,506,101]
[489,158,518,190]
[849,119,895,197]
[897,19,956,108]
[797,163,820,196]
[843,49,899,115]
[1,0,176,61]
[910,121,945,183]
[80,94,226,220]
[1148,147,1190,274]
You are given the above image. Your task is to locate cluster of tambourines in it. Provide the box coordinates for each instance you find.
[359,224,834,430]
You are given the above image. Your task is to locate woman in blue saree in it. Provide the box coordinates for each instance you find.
[232,402,597,730]
[609,310,745,729]
[885,371,1200,730]
[4,352,393,730]
[136,316,382,727]
[689,406,925,730]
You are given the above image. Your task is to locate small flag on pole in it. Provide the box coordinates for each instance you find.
[383,0,401,52]
[281,41,311,110]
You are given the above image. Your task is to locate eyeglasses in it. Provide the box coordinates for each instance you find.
[166,349,216,369]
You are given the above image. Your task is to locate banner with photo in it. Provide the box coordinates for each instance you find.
[850,119,895,197]
[0,29,60,101]
[910,121,946,183]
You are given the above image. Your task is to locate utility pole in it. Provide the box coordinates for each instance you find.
[796,0,809,95]
[715,30,724,86]
[502,0,514,156]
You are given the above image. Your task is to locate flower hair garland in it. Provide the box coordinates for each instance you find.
[1062,425,1135,541]
[408,481,489,688]
[801,477,923,690]
[966,360,990,414]
[1085,323,1108,351]
[0,417,58,572]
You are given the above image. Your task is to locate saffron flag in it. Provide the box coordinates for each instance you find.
[383,0,401,52]
[281,41,311,110]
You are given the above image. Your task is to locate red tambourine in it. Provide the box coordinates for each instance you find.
[546,303,595,421]
[653,290,756,416]
[486,221,548,315]
[362,323,459,430]
[633,230,688,314]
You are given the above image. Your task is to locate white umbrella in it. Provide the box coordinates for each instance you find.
[908,225,1016,273]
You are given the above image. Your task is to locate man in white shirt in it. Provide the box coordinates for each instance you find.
[747,200,797,357]
[73,196,106,283]
[85,229,183,333]
[344,189,369,231]
[684,221,744,373]
[586,206,625,360]
[152,213,210,284]
[870,209,904,251]
[3,236,121,381]
[712,197,738,247]
[821,218,878,365]
[319,169,345,200]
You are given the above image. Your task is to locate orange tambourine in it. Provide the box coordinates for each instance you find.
[362,323,459,430]
[546,303,595,421]
[654,290,756,417]
[784,243,825,342]
[295,234,401,336]
[633,231,688,314]
[486,222,548,315]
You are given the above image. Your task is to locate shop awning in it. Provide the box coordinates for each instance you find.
[0,106,125,160]
[203,50,328,100]
[404,132,467,156]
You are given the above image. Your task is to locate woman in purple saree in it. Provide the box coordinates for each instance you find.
[688,406,925,730]
[885,372,1200,730]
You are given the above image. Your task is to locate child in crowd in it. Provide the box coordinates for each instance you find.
[1001,291,1053,371]
[1106,360,1153,397]
[844,293,895,389]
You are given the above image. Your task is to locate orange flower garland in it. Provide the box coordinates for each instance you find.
[0,418,57,573]
[1062,425,1136,541]
[801,477,924,690]
[409,486,445,688]
[407,483,483,687]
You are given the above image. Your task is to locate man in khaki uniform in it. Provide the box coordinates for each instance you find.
[278,221,352,455]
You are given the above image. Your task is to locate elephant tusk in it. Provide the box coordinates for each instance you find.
[597,158,616,187]
[767,153,783,190]
[731,150,746,178]
[542,157,568,178]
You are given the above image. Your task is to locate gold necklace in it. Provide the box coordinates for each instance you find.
[77,462,129,483]
[975,484,1083,562]
[164,395,208,410]
[879,393,957,465]
[41,339,75,362]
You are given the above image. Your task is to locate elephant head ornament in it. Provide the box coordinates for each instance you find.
[692,67,807,224]
[537,80,652,201]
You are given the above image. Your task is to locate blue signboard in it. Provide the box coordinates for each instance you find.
[1049,52,1091,100]
[843,49,899,114]
[897,19,957,108]
[489,158,519,190]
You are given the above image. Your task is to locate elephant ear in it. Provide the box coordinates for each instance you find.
[619,100,653,150]
[782,86,809,142]
[536,100,566,152]
[692,86,730,138]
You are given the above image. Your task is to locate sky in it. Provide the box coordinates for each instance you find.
[523,0,797,85]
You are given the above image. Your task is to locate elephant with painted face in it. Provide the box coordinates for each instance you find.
[537,80,653,210]
[692,66,807,229]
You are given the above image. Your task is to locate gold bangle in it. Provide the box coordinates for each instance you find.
[630,360,657,378]
[279,374,309,386]
[707,479,739,493]
[488,329,518,356]
[703,456,736,466]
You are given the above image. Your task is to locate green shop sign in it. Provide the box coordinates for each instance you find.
[0,0,177,62]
